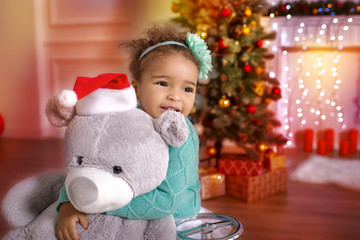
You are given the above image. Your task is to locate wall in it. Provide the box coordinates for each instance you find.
[0,0,171,139]
[0,0,40,138]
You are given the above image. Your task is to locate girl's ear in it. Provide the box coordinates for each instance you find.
[131,79,139,98]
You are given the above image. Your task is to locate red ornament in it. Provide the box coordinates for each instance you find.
[219,39,229,49]
[255,40,263,48]
[265,148,274,155]
[272,87,281,95]
[221,8,231,17]
[0,114,4,137]
[243,64,252,73]
[246,104,256,114]
[280,5,287,11]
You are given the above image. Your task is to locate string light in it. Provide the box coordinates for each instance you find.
[271,16,350,146]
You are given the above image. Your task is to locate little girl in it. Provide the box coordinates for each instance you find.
[55,23,212,240]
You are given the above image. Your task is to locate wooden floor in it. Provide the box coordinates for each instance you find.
[1,138,360,240]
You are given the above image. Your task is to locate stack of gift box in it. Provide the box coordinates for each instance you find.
[199,150,288,203]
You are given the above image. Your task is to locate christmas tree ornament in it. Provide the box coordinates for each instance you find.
[255,40,263,48]
[242,25,251,35]
[205,146,217,157]
[254,66,264,75]
[218,96,231,108]
[196,30,208,39]
[243,64,252,73]
[251,81,265,96]
[265,98,271,104]
[256,142,269,153]
[244,7,253,17]
[171,3,180,13]
[272,87,281,95]
[219,39,229,49]
[251,20,257,27]
[246,104,256,114]
[265,148,274,155]
[221,8,231,17]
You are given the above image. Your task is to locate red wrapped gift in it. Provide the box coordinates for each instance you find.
[226,168,288,203]
[218,154,262,176]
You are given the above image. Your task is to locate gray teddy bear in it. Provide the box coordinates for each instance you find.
[2,73,189,239]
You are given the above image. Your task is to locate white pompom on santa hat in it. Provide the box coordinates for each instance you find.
[57,73,137,116]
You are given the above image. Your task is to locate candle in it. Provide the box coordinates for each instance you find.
[348,129,358,154]
[324,129,334,153]
[340,140,349,157]
[317,140,327,155]
[303,129,314,152]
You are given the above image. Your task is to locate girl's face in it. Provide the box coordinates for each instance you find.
[132,53,198,118]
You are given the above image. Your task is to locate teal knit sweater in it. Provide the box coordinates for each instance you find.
[56,118,201,219]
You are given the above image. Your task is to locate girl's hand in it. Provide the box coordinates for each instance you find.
[56,202,89,240]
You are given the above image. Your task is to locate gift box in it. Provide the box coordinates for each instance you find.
[218,154,262,176]
[226,168,288,203]
[199,168,226,200]
[264,153,287,170]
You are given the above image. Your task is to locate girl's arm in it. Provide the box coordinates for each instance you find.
[107,119,201,219]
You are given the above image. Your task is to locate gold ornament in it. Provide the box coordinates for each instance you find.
[244,7,252,17]
[256,142,269,153]
[255,66,264,75]
[251,81,265,96]
[251,20,257,27]
[242,25,250,35]
[171,3,180,13]
[206,146,217,157]
[218,96,231,108]
[197,30,208,39]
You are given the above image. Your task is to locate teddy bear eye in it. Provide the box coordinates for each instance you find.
[76,156,83,166]
[113,166,122,174]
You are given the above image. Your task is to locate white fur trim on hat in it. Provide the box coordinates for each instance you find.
[57,90,78,108]
[75,86,137,115]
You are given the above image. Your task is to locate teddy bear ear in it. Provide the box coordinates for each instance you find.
[45,90,77,128]
[152,110,189,147]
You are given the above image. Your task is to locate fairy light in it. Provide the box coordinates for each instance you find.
[271,15,352,146]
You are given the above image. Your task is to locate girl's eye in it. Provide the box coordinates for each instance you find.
[184,87,194,93]
[156,81,168,87]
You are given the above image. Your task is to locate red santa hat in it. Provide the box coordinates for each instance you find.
[57,73,137,115]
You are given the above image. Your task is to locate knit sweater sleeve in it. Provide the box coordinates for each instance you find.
[106,118,201,219]
[56,184,70,211]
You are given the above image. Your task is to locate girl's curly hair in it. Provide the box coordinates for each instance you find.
[123,23,200,81]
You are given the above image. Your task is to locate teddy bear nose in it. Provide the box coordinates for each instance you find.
[68,176,98,206]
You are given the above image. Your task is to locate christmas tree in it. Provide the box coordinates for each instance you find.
[172,0,287,161]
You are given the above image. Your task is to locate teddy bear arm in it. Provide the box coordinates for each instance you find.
[152,110,189,147]
[2,171,66,227]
